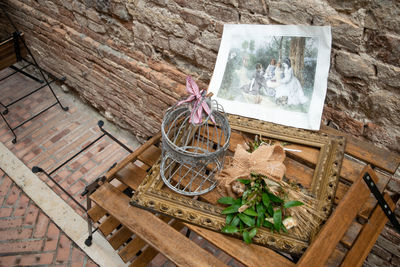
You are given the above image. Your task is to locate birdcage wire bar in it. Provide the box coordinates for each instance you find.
[160,101,230,196]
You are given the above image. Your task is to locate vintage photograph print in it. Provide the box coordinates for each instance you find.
[208,25,332,130]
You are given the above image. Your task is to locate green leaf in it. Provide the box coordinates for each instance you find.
[268,193,284,203]
[243,208,258,217]
[230,215,240,227]
[221,225,239,234]
[266,204,274,217]
[256,213,265,228]
[263,220,274,229]
[262,193,270,207]
[284,200,304,209]
[218,197,236,205]
[234,198,242,205]
[221,205,240,214]
[239,221,244,230]
[281,223,288,233]
[225,213,235,224]
[256,202,266,216]
[238,179,251,184]
[243,230,252,244]
[238,213,255,227]
[249,227,258,239]
[273,209,282,232]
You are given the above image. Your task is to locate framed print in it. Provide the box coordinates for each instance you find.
[208,24,332,130]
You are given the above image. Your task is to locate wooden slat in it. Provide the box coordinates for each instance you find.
[321,125,400,174]
[90,183,227,267]
[137,145,161,166]
[340,221,363,248]
[0,33,27,71]
[119,236,147,263]
[341,193,396,267]
[88,183,128,222]
[284,157,314,188]
[119,216,175,262]
[297,165,376,267]
[115,163,148,190]
[108,226,133,250]
[129,221,185,266]
[99,215,120,237]
[326,247,347,267]
[284,144,320,166]
[186,224,295,267]
[87,204,107,222]
[130,246,159,267]
[106,132,161,182]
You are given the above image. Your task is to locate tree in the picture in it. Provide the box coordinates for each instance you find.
[289,37,306,86]
[272,36,283,61]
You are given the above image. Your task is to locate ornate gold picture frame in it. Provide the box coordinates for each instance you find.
[131,115,345,254]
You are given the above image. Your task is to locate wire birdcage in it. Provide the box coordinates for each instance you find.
[160,97,231,196]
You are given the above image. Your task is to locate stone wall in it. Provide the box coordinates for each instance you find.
[1,0,399,266]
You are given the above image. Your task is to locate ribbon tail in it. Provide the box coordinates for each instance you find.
[201,101,215,123]
[177,95,196,106]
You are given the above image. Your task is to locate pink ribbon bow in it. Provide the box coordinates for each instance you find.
[177,76,215,125]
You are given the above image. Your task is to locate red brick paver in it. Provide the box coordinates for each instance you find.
[0,171,97,267]
[0,68,133,217]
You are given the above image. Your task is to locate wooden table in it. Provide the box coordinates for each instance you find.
[88,125,400,267]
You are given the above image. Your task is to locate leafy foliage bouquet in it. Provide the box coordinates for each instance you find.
[216,139,324,244]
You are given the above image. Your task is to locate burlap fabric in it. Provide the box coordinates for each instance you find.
[216,143,286,196]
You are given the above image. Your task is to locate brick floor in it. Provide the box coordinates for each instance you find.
[0,170,97,267]
[0,67,134,266]
[0,67,245,266]
[0,67,134,218]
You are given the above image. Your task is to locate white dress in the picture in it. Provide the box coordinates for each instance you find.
[275,65,308,106]
[266,66,283,88]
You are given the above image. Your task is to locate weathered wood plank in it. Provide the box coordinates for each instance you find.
[99,215,120,237]
[90,183,227,267]
[341,193,396,267]
[119,236,146,263]
[118,216,177,262]
[128,221,186,266]
[137,145,161,166]
[186,224,295,267]
[106,132,161,182]
[115,163,148,190]
[87,204,107,223]
[297,165,375,267]
[284,157,314,188]
[88,183,128,223]
[340,221,363,248]
[284,144,320,167]
[321,125,400,174]
[0,33,27,71]
[129,246,159,267]
[108,226,133,250]
[326,247,347,267]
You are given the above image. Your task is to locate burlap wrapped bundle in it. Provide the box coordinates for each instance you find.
[216,143,325,240]
[217,144,286,197]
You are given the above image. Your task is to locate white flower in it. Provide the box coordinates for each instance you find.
[282,217,298,229]
[231,180,245,196]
